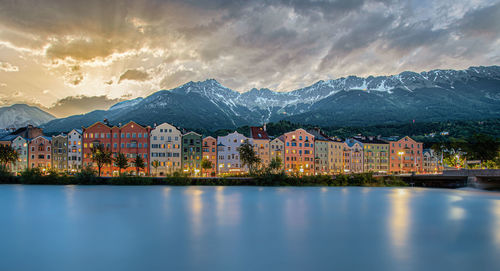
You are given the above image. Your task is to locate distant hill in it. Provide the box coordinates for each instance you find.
[0,104,55,129]
[41,65,500,132]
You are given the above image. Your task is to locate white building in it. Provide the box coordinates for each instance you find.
[149,123,182,176]
[68,129,82,172]
[217,131,252,174]
[11,136,28,173]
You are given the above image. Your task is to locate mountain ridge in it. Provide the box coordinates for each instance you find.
[29,65,500,132]
[0,104,55,129]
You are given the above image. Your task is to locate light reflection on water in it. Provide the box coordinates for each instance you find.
[0,185,499,271]
[389,188,411,260]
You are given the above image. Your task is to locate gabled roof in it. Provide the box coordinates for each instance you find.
[69,128,82,135]
[271,135,285,143]
[183,131,202,137]
[250,126,269,140]
[52,133,67,138]
[352,136,388,144]
[306,129,330,141]
[345,138,362,148]
[29,135,52,143]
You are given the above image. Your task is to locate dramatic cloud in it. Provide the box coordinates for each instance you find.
[118,69,151,83]
[0,0,499,114]
[46,95,126,117]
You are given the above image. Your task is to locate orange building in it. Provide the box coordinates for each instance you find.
[388,136,423,173]
[82,121,151,176]
[28,136,52,171]
[202,136,217,176]
[284,129,315,175]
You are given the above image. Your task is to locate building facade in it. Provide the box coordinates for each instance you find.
[150,123,182,176]
[202,136,217,176]
[423,149,441,173]
[284,129,315,175]
[388,136,423,173]
[52,134,68,172]
[250,126,270,169]
[217,131,251,174]
[10,136,28,173]
[83,121,151,176]
[344,139,364,173]
[28,136,52,170]
[68,129,82,172]
[328,138,344,174]
[352,136,389,173]
[181,132,202,175]
[117,121,150,176]
[270,136,285,169]
[307,129,330,175]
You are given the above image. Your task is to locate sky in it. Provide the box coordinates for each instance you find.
[0,0,499,117]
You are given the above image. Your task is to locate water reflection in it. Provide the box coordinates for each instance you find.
[185,187,204,236]
[447,195,465,221]
[389,188,411,260]
[493,200,500,247]
[215,186,241,226]
[64,185,76,218]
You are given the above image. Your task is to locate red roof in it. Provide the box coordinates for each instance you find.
[250,126,269,140]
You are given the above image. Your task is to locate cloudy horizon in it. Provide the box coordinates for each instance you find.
[0,0,499,117]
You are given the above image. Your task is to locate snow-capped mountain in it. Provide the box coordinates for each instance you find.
[0,104,55,129]
[42,65,500,132]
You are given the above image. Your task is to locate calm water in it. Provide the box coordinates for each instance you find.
[0,185,499,271]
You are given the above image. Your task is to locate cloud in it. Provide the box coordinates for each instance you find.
[118,69,151,83]
[0,61,19,72]
[0,0,498,113]
[46,95,126,117]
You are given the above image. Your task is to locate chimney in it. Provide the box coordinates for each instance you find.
[263,123,267,131]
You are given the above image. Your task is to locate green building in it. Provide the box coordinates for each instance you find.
[353,136,389,173]
[181,131,202,175]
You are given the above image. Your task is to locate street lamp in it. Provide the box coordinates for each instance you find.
[398,151,404,173]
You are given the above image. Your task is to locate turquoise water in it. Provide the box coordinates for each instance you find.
[0,185,499,271]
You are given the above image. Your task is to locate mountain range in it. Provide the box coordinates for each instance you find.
[1,65,499,132]
[0,104,55,129]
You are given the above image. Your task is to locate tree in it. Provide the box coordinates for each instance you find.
[151,160,160,177]
[115,153,129,175]
[237,141,261,174]
[268,156,283,174]
[134,155,145,176]
[464,134,500,167]
[201,158,213,177]
[90,144,113,177]
[0,145,18,170]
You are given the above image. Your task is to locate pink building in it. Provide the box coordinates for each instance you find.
[28,136,52,170]
[388,136,423,173]
[284,129,315,175]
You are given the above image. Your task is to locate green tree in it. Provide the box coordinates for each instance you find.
[237,141,261,175]
[115,153,129,175]
[90,144,113,177]
[151,160,160,177]
[464,134,500,167]
[0,145,18,170]
[268,156,283,174]
[201,158,213,177]
[134,155,145,176]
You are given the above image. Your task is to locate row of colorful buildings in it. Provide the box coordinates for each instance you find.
[0,122,442,176]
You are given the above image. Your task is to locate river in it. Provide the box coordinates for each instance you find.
[0,185,499,271]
